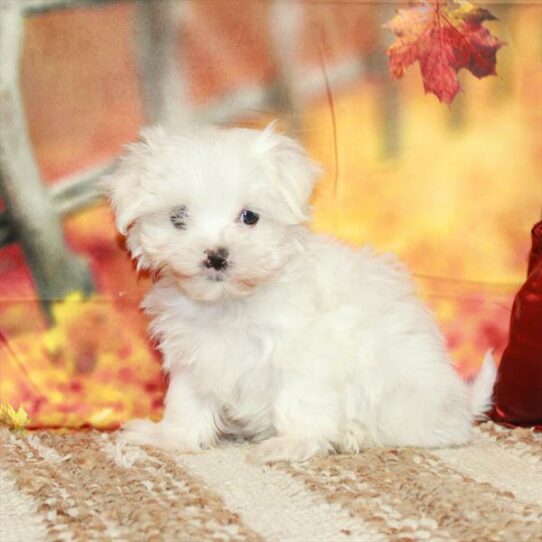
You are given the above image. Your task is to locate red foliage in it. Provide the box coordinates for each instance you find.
[386,1,504,104]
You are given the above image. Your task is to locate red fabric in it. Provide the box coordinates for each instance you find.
[491,221,542,428]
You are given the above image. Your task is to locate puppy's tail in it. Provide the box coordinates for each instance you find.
[469,350,497,420]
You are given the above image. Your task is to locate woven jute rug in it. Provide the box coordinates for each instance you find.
[1,422,541,542]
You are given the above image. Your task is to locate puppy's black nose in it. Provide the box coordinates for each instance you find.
[204,248,229,271]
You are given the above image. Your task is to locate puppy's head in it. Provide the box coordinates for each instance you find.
[106,124,321,302]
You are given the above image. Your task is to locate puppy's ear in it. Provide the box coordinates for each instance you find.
[103,126,166,235]
[255,122,322,224]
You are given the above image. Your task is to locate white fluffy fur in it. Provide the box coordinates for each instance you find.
[106,124,496,464]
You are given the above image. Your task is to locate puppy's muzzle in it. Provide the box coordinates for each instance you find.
[204,248,229,271]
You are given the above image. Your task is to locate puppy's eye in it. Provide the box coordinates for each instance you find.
[169,205,188,229]
[239,209,259,226]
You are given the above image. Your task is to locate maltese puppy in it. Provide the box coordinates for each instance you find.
[106,123,496,464]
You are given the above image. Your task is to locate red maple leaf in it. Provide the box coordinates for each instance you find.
[385,1,504,104]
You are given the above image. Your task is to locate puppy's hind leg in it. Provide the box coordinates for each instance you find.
[247,436,332,464]
[335,421,375,454]
[247,375,340,464]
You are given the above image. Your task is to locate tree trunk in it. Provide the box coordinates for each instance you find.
[0,2,93,322]
[135,0,191,128]
[268,0,304,137]
[366,3,400,159]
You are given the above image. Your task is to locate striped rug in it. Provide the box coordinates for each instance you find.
[1,422,540,541]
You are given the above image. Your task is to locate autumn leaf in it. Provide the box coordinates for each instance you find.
[0,404,31,433]
[385,1,504,104]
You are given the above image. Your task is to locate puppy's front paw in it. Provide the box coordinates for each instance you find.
[247,436,330,465]
[119,419,200,452]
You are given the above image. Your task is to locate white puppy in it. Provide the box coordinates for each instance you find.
[106,124,496,464]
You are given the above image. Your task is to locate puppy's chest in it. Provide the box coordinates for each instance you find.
[171,309,277,399]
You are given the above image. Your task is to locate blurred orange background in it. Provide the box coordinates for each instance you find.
[0,1,540,429]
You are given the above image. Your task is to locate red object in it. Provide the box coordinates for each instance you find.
[386,1,504,104]
[491,221,542,428]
